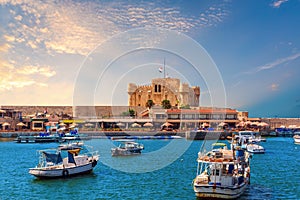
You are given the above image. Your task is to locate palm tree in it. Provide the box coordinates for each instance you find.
[129,109,135,117]
[161,99,172,109]
[146,99,154,109]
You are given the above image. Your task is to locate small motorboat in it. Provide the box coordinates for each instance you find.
[111,141,144,156]
[293,133,300,144]
[29,145,99,178]
[58,141,84,150]
[246,143,265,154]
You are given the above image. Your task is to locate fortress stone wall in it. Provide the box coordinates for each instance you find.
[128,78,200,108]
[1,106,73,116]
[1,105,145,118]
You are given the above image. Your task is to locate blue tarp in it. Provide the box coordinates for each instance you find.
[43,152,62,164]
[68,151,76,165]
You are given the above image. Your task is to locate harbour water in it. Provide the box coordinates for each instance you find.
[0,137,299,199]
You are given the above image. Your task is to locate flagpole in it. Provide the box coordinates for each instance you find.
[163,58,166,79]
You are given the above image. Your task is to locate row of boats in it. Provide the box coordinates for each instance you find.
[15,129,88,143]
[28,139,145,178]
[28,130,299,199]
[192,130,268,199]
[193,131,298,198]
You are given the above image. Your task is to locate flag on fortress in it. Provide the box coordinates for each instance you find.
[159,67,163,73]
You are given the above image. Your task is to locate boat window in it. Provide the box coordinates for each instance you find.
[216,169,220,176]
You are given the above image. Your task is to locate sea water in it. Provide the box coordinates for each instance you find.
[0,137,299,199]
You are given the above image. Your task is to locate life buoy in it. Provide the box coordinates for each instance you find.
[92,160,97,167]
[62,169,69,177]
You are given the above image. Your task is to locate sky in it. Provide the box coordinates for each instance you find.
[0,0,300,118]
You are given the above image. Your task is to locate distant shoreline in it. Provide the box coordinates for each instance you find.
[0,130,279,141]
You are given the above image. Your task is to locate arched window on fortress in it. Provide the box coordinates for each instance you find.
[154,84,161,93]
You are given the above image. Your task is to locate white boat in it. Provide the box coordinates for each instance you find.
[246,143,265,154]
[61,129,90,141]
[111,141,144,156]
[58,141,84,150]
[29,146,99,178]
[293,133,300,144]
[193,143,251,199]
[234,131,260,149]
[14,132,63,143]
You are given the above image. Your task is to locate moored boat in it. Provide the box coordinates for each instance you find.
[293,133,300,144]
[246,143,265,154]
[14,132,63,143]
[193,143,251,199]
[29,145,99,178]
[61,129,90,141]
[58,141,84,150]
[233,131,264,150]
[111,140,144,156]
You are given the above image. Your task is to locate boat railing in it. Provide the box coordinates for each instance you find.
[82,150,99,159]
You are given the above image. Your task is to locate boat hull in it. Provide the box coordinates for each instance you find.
[194,182,248,199]
[29,162,97,178]
[247,149,265,154]
[294,138,300,143]
[246,144,265,154]
[294,135,300,143]
[111,148,142,156]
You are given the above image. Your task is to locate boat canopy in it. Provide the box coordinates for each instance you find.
[68,148,81,156]
[42,151,63,164]
[212,143,226,146]
[212,143,227,149]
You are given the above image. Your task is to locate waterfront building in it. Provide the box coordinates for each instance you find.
[128,78,200,108]
[140,106,239,130]
[0,108,22,131]
[237,111,249,121]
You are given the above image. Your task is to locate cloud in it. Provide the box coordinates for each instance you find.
[255,52,300,72]
[0,59,55,92]
[271,0,288,8]
[17,65,56,77]
[14,14,22,21]
[0,43,11,52]
[270,83,279,91]
[1,0,229,56]
[4,34,15,42]
[0,0,229,104]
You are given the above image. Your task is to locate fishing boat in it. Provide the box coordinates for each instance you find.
[193,143,251,199]
[29,145,99,178]
[293,133,300,144]
[111,141,144,156]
